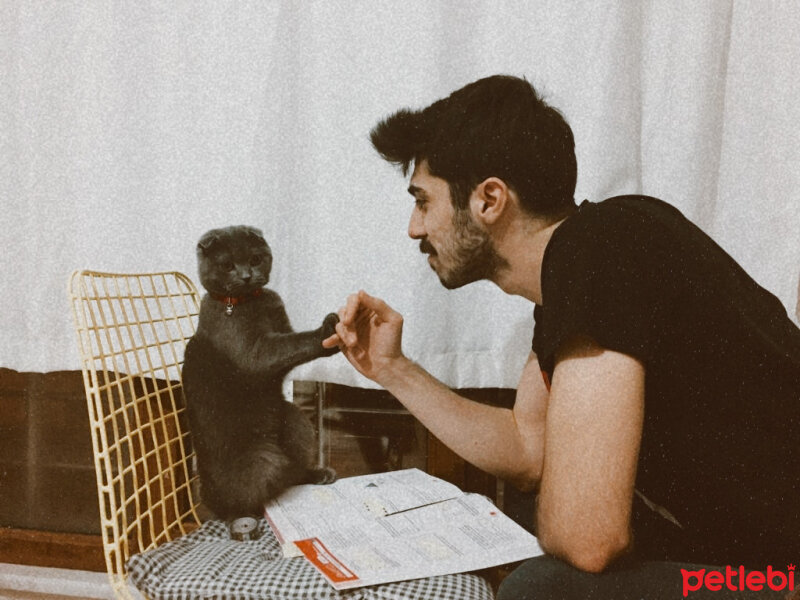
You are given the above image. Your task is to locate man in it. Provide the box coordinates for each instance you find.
[322,75,800,599]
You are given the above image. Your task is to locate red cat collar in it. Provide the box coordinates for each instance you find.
[210,288,264,316]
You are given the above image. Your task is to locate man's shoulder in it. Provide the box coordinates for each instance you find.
[535,196,680,369]
[589,194,686,222]
[550,195,678,256]
[553,195,698,259]
[602,194,664,204]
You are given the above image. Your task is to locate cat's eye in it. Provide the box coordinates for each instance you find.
[222,261,235,271]
[250,256,262,266]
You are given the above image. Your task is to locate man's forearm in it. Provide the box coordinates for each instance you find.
[375,357,543,489]
[326,290,545,488]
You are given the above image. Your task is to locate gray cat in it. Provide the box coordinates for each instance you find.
[182,225,338,520]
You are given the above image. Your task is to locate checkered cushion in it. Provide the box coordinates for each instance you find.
[126,519,494,600]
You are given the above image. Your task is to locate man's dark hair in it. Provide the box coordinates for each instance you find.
[370,74,577,218]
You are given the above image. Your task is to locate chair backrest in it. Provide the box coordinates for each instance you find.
[68,270,203,599]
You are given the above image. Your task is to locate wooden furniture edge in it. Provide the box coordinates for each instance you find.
[0,528,105,572]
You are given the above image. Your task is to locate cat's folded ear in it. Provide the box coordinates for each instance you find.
[197,230,221,254]
[243,226,265,242]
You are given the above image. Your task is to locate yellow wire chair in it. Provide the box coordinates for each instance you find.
[68,270,203,600]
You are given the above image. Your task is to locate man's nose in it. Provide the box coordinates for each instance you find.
[408,208,424,239]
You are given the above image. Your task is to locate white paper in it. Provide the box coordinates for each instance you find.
[264,468,543,589]
[264,468,463,557]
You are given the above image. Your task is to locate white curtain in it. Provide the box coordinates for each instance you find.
[2,1,798,389]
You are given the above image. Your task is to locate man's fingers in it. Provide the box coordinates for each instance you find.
[334,321,357,347]
[333,290,398,351]
[358,290,400,323]
[321,333,340,349]
[354,308,373,329]
[336,304,348,324]
[341,293,361,326]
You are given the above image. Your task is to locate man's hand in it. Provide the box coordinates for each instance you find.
[322,290,406,384]
[323,292,548,490]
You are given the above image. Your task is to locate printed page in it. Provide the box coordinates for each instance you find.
[295,493,543,590]
[264,483,369,557]
[264,468,463,557]
[331,468,464,515]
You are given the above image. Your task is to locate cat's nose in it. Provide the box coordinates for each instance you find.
[241,272,252,282]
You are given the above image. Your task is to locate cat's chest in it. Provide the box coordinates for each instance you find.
[202,305,279,343]
[212,311,276,337]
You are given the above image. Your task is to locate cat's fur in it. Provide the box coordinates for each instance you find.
[182,225,339,520]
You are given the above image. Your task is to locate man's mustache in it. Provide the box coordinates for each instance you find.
[419,240,436,255]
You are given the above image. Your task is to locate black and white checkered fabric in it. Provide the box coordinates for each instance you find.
[126,519,494,600]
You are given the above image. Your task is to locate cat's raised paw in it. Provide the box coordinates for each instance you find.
[320,313,341,356]
[321,313,339,338]
[307,466,337,485]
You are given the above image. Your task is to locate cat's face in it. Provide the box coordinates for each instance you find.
[196,225,273,296]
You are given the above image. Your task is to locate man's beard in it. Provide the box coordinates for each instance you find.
[421,209,507,289]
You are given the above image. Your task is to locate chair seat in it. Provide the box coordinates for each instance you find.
[127,519,493,600]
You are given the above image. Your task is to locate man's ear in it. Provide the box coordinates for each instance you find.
[470,177,509,226]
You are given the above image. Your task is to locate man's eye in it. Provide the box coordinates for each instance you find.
[415,198,427,210]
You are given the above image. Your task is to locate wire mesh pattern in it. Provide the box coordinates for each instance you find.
[68,270,203,600]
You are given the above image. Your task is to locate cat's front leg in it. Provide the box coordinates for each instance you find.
[249,313,341,376]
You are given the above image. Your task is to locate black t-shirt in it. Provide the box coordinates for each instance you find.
[531,195,800,568]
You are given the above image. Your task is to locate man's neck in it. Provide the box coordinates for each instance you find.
[490,215,569,304]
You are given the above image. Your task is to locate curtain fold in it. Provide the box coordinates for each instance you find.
[2,1,798,388]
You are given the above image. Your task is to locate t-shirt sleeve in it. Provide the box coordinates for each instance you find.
[533,210,662,376]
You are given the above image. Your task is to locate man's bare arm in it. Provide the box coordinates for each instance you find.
[535,334,645,573]
[324,290,548,489]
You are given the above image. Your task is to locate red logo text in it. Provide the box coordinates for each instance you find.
[681,565,795,597]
